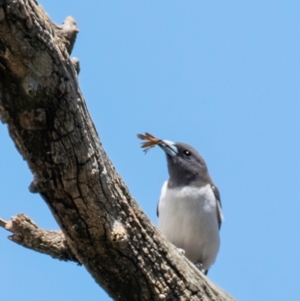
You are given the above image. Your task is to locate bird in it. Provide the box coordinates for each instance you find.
[137,133,223,274]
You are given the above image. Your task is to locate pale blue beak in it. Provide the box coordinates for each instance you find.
[159,140,178,157]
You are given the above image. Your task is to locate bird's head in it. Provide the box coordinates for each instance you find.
[159,140,211,188]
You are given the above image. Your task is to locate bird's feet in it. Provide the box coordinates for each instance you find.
[177,248,186,255]
[195,262,207,274]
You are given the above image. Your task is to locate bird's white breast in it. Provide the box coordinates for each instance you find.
[158,181,221,270]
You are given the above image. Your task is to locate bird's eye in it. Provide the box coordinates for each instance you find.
[183,150,191,156]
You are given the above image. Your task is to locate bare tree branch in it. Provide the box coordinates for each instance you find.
[0,0,236,300]
[0,214,79,263]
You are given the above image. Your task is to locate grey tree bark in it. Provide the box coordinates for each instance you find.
[0,1,236,300]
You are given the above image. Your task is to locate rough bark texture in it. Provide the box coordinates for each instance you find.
[0,214,79,263]
[0,1,236,300]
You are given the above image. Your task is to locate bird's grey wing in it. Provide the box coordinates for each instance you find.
[211,185,223,229]
[156,199,159,217]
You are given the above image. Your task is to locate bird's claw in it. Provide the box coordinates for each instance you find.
[177,248,185,255]
[195,262,208,274]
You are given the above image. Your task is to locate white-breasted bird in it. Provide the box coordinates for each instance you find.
[138,133,223,274]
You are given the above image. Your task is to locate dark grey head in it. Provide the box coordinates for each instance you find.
[159,140,212,188]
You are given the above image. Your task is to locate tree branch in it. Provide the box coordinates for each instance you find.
[0,0,236,300]
[0,214,79,263]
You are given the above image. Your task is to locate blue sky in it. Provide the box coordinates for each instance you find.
[0,1,299,300]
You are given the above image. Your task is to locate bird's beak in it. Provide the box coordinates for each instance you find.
[159,140,178,157]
